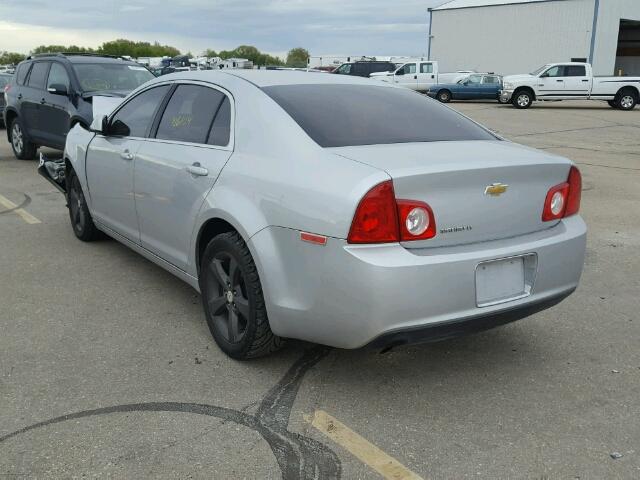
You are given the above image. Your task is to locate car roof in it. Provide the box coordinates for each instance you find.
[156,69,396,88]
[26,54,139,65]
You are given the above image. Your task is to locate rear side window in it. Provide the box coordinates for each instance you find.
[16,63,31,85]
[483,76,500,84]
[110,85,170,137]
[28,62,50,89]
[420,63,433,74]
[370,63,394,74]
[352,63,368,76]
[263,84,496,148]
[156,85,225,144]
[208,97,231,146]
[565,65,586,77]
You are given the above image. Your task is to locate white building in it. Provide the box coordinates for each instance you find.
[428,0,640,76]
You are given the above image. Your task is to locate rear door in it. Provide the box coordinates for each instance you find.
[480,75,501,99]
[21,61,50,142]
[562,65,590,98]
[134,83,233,270]
[86,84,171,242]
[394,63,418,90]
[538,65,567,97]
[41,62,72,148]
[417,62,437,91]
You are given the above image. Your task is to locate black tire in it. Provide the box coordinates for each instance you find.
[437,90,451,103]
[9,117,38,160]
[67,169,99,241]
[607,100,618,109]
[616,90,637,111]
[200,231,284,359]
[512,90,533,109]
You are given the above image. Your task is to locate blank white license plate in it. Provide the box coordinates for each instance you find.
[476,257,526,306]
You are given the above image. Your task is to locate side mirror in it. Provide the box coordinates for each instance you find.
[89,114,108,134]
[47,84,68,96]
[395,69,405,76]
[540,73,548,78]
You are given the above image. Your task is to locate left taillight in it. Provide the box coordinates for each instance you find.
[542,166,581,222]
[3,84,10,93]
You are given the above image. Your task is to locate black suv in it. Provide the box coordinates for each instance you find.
[332,61,396,77]
[4,53,154,159]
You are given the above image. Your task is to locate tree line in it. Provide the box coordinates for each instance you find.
[1,40,309,68]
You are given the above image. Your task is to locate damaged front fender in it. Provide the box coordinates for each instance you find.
[38,152,67,194]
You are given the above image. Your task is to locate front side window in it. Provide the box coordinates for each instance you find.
[263,84,496,148]
[420,63,433,74]
[109,85,170,137]
[399,63,416,75]
[28,62,50,89]
[543,66,564,77]
[335,64,351,75]
[156,85,226,144]
[47,63,70,90]
[73,63,154,93]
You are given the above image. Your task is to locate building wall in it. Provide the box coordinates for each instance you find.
[592,0,640,75]
[430,0,594,75]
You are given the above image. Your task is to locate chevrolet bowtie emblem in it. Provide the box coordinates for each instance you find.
[484,183,509,196]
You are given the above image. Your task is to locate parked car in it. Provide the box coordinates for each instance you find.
[39,71,586,359]
[0,73,12,128]
[370,60,439,91]
[4,53,154,159]
[501,62,640,110]
[427,74,503,103]
[332,61,397,77]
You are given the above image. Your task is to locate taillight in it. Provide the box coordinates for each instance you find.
[542,166,581,222]
[3,84,9,93]
[396,200,436,241]
[347,181,437,244]
[348,181,399,244]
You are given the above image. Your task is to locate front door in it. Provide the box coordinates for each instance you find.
[394,63,418,90]
[538,65,566,97]
[134,83,233,271]
[41,62,72,149]
[86,84,171,242]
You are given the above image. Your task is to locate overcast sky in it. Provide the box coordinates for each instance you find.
[0,0,445,58]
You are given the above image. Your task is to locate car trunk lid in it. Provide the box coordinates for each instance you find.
[330,140,572,249]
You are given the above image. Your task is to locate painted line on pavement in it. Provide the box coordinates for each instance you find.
[0,194,41,224]
[305,409,425,480]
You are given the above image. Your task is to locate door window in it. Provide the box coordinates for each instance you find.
[542,66,565,77]
[156,84,225,144]
[16,63,31,85]
[109,85,170,137]
[207,97,231,147]
[335,64,351,75]
[47,63,71,90]
[565,65,586,77]
[420,63,433,74]
[352,63,368,76]
[399,64,416,75]
[27,62,50,90]
[482,76,500,84]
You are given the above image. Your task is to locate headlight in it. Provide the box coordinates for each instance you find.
[503,82,514,90]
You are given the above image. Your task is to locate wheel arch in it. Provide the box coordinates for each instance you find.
[4,108,18,141]
[513,86,536,100]
[616,85,639,100]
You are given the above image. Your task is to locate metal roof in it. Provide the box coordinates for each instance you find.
[432,0,566,11]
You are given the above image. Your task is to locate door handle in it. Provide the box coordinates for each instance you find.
[187,163,208,176]
[17,94,22,100]
[414,75,417,79]
[120,150,134,161]
[582,79,589,82]
[556,79,564,82]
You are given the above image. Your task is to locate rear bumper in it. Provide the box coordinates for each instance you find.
[248,216,586,349]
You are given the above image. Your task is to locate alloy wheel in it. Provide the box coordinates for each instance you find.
[68,176,86,233]
[205,252,250,344]
[517,94,530,107]
[11,123,23,154]
[620,95,634,109]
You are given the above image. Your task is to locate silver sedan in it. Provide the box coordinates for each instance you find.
[48,70,586,359]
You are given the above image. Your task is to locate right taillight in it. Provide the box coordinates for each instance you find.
[347,181,437,244]
[542,166,581,222]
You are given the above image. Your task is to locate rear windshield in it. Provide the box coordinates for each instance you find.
[73,63,154,93]
[262,84,496,148]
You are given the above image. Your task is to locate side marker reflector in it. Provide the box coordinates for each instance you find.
[300,232,327,245]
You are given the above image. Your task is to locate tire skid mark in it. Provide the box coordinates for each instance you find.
[0,347,340,479]
[0,193,31,215]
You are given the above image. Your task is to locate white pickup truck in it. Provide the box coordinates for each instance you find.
[500,62,640,110]
[370,61,469,92]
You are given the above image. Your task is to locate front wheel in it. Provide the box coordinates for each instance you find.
[512,90,533,109]
[67,170,99,241]
[200,231,284,359]
[10,117,38,160]
[437,90,451,103]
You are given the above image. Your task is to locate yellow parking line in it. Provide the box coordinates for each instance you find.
[305,410,425,480]
[0,194,41,224]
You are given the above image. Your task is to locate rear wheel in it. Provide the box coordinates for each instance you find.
[437,90,451,103]
[10,117,38,160]
[617,90,637,111]
[512,90,533,109]
[67,170,99,241]
[200,231,283,359]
